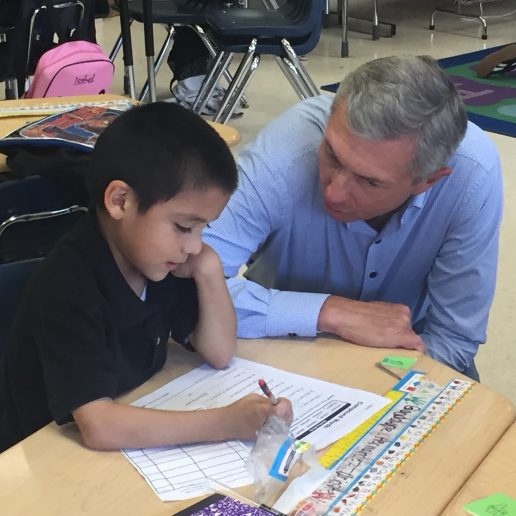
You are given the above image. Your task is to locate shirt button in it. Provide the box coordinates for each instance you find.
[369,272,378,278]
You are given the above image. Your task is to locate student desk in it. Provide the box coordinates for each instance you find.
[442,422,516,514]
[0,337,514,515]
[0,94,241,172]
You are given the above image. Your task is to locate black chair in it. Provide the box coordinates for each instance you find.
[0,257,43,364]
[111,0,245,104]
[0,175,87,263]
[0,0,96,98]
[193,0,322,123]
[0,196,87,363]
[0,205,87,263]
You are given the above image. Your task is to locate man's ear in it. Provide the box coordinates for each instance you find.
[104,180,134,220]
[412,167,452,195]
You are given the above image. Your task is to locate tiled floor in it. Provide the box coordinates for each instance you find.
[91,0,515,405]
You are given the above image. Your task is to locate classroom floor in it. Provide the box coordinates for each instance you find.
[96,0,515,405]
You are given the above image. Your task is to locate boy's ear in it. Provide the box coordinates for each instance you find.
[104,180,134,220]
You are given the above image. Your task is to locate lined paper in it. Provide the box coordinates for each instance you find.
[123,358,389,501]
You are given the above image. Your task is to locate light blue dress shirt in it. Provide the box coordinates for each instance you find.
[204,95,503,373]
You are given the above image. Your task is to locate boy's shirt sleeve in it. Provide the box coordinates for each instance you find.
[34,276,118,425]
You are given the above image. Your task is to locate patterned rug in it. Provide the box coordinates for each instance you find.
[321,46,516,137]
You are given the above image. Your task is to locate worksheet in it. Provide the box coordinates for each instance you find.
[123,358,389,501]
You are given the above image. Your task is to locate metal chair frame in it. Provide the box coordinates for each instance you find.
[333,0,396,58]
[192,0,321,124]
[26,0,85,70]
[429,0,502,40]
[0,205,87,254]
[110,19,245,105]
[1,0,87,98]
[193,33,320,124]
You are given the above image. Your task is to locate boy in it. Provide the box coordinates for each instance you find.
[0,103,292,453]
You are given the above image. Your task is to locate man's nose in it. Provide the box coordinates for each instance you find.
[325,173,351,204]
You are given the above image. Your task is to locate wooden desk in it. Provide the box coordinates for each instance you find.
[442,423,516,515]
[0,338,513,515]
[0,94,240,172]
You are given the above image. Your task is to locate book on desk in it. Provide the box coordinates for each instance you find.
[0,102,133,153]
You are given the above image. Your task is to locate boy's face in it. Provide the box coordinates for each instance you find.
[107,185,230,289]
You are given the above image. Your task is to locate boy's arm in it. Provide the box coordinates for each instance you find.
[174,244,237,369]
[72,394,292,450]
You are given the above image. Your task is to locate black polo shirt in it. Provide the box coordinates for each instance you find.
[0,211,198,452]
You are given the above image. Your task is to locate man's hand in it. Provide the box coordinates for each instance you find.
[317,296,426,352]
[222,394,293,441]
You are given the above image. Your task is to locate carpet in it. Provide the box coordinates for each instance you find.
[321,46,516,137]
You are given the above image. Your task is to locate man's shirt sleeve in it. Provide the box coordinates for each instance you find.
[204,98,330,338]
[227,277,330,337]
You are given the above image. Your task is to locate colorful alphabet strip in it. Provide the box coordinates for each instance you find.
[291,378,474,515]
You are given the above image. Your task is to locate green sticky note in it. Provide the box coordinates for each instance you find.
[464,493,516,516]
[380,355,417,369]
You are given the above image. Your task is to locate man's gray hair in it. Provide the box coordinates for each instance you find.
[333,55,467,181]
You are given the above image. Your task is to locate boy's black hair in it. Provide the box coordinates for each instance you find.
[87,102,237,212]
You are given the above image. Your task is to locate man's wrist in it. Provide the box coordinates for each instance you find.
[317,295,336,334]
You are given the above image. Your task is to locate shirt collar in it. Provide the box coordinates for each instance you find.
[399,190,428,225]
[344,190,429,233]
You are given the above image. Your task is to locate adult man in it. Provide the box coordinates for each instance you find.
[203,56,503,379]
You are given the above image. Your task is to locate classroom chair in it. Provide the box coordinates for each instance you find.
[110,0,247,105]
[429,0,500,40]
[0,0,96,98]
[193,0,323,123]
[0,175,87,263]
[0,257,43,365]
[0,200,87,365]
[0,205,87,263]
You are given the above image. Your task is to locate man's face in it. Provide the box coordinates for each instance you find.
[318,101,431,223]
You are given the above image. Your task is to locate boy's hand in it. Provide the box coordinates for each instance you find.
[173,244,222,279]
[224,394,293,440]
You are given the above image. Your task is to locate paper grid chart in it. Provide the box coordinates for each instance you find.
[122,358,389,501]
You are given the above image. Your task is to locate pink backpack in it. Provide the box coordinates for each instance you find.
[26,41,114,98]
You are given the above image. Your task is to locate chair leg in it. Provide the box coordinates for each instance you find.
[429,0,488,39]
[5,78,19,100]
[261,0,279,8]
[372,0,379,40]
[139,25,176,101]
[281,39,319,97]
[341,0,349,57]
[213,39,258,123]
[191,24,249,108]
[276,57,311,98]
[118,0,137,99]
[193,51,233,115]
[215,55,259,124]
[109,33,124,62]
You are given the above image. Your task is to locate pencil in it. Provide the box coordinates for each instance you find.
[258,378,279,405]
